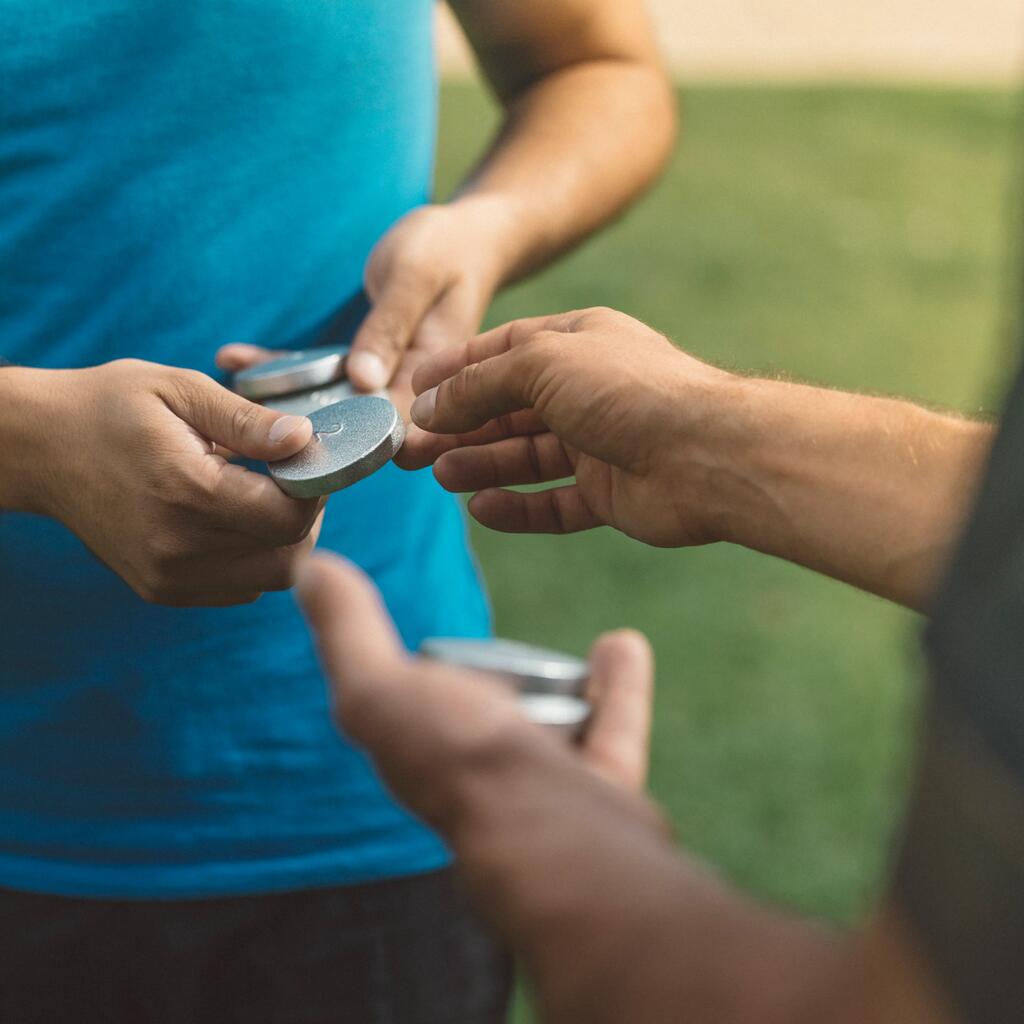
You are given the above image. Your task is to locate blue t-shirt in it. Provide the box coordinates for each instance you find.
[0,2,491,897]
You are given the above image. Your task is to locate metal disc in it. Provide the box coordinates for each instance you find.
[267,396,404,498]
[419,637,589,697]
[233,345,349,400]
[520,693,592,740]
[263,379,361,417]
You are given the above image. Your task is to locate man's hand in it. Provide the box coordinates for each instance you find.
[218,199,510,419]
[398,307,738,548]
[3,360,322,606]
[295,552,858,1024]
[345,199,512,414]
[399,306,992,610]
[296,550,655,811]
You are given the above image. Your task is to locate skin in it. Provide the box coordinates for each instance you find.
[290,303,993,1020]
[2,2,674,608]
[0,360,321,606]
[221,0,677,417]
[398,307,993,611]
[296,553,964,1024]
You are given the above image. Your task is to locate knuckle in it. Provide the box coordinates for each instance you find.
[147,532,190,569]
[521,332,563,371]
[367,310,414,351]
[229,400,263,438]
[261,552,299,592]
[448,362,481,408]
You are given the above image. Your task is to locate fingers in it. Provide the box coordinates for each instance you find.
[163,372,313,461]
[210,514,323,593]
[410,313,578,397]
[295,553,408,712]
[410,346,545,436]
[582,630,654,792]
[395,411,547,471]
[433,433,573,492]
[467,485,602,535]
[215,343,289,373]
[348,270,443,391]
[204,460,323,546]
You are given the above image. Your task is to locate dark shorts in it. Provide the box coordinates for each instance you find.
[0,868,511,1024]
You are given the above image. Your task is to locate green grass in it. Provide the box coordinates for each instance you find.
[435,82,1019,1017]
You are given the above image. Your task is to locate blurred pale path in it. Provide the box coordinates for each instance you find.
[438,1,1024,81]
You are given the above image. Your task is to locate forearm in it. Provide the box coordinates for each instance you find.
[698,376,992,611]
[0,366,61,514]
[443,740,840,1024]
[449,4,676,285]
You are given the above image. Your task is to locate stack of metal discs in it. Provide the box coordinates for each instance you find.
[231,345,404,497]
[419,637,592,740]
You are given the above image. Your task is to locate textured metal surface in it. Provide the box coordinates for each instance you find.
[267,396,405,498]
[263,379,361,417]
[420,637,589,697]
[233,345,349,400]
[520,693,592,740]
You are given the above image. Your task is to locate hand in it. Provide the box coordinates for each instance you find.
[28,359,323,606]
[295,552,842,1024]
[344,199,512,416]
[296,551,655,811]
[398,306,742,548]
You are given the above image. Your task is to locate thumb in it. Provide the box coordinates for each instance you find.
[348,269,443,391]
[582,629,654,792]
[295,553,409,735]
[165,371,313,460]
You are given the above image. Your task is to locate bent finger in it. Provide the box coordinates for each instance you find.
[215,343,290,373]
[433,433,573,492]
[205,460,323,546]
[467,485,602,535]
[348,270,443,391]
[411,312,579,396]
[395,411,547,471]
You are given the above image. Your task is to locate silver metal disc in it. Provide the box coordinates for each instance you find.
[520,693,592,740]
[419,637,589,697]
[234,345,349,400]
[267,396,404,498]
[263,379,362,417]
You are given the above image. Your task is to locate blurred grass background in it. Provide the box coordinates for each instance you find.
[436,82,1018,1018]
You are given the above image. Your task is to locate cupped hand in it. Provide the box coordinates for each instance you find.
[296,551,656,824]
[397,306,741,548]
[38,359,323,606]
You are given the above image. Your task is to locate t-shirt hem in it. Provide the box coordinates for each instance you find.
[0,844,453,901]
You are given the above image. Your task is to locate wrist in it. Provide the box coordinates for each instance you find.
[446,192,537,291]
[660,362,782,548]
[0,366,75,515]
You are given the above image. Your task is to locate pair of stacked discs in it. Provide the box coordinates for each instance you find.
[233,345,405,498]
[420,638,592,740]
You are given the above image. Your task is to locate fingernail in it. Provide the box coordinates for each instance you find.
[268,414,306,443]
[410,387,437,427]
[347,351,389,390]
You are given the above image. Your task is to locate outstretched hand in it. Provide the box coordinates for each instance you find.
[397,306,741,548]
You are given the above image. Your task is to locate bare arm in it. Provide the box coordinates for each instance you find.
[398,307,992,611]
[447,0,677,282]
[296,553,964,1024]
